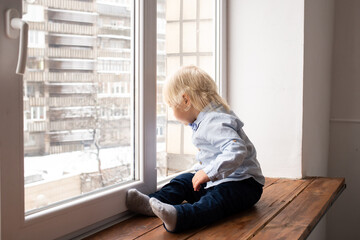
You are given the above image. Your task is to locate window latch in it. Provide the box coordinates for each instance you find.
[5,8,29,75]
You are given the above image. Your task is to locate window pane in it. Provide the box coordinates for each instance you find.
[199,0,214,19]
[183,56,197,66]
[183,0,196,20]
[182,22,197,52]
[165,23,180,53]
[199,21,214,52]
[23,0,135,213]
[156,0,216,181]
[166,0,180,21]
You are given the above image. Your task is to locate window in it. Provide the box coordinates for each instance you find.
[22,0,137,214]
[0,0,157,239]
[30,106,46,121]
[0,0,224,238]
[156,0,223,182]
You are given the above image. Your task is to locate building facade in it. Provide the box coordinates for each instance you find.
[24,0,133,157]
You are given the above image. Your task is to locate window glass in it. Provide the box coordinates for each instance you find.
[23,0,135,213]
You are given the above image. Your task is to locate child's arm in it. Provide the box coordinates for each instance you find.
[202,115,248,182]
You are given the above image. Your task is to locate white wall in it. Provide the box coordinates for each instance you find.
[227,0,304,178]
[327,0,360,239]
[227,1,335,239]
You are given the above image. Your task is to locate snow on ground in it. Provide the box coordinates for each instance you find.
[25,143,166,183]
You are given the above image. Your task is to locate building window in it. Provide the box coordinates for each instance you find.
[30,106,46,121]
[28,30,45,48]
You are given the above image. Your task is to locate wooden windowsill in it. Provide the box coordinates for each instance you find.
[84,177,345,240]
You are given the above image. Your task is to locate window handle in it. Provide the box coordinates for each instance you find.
[5,9,29,75]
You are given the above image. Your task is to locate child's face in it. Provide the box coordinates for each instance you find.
[169,103,198,125]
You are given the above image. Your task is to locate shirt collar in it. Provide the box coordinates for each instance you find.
[189,102,220,131]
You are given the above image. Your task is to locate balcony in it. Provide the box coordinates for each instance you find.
[47,59,95,71]
[97,59,131,73]
[47,9,97,24]
[26,121,48,132]
[50,119,96,131]
[27,22,45,31]
[28,48,46,58]
[28,97,47,106]
[25,72,98,82]
[97,2,131,17]
[98,73,130,83]
[97,96,131,106]
[39,0,95,12]
[49,130,94,143]
[48,82,95,93]
[49,107,95,121]
[48,34,96,47]
[46,22,95,35]
[47,72,96,82]
[98,28,131,37]
[48,47,95,59]
[97,49,131,59]
[24,72,45,82]
[49,144,84,154]
[49,96,95,108]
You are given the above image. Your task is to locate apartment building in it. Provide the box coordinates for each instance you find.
[23,0,136,211]
[24,0,132,157]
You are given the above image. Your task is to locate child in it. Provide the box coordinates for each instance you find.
[126,65,265,232]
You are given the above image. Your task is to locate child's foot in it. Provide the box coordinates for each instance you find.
[126,189,155,216]
[149,197,177,232]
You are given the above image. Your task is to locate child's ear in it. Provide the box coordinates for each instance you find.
[182,93,190,104]
[182,94,191,111]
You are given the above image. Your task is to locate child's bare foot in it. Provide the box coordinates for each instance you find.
[126,189,155,216]
[150,197,177,232]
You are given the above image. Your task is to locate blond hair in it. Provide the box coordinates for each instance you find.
[163,65,230,112]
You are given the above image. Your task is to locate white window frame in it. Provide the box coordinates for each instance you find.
[0,0,157,239]
[216,0,227,100]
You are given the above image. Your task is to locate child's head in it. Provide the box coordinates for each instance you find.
[163,65,230,113]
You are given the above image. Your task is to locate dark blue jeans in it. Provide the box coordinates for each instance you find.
[149,173,263,232]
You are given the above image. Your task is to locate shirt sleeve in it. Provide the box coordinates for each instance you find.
[201,114,248,182]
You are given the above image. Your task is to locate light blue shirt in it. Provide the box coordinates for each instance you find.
[190,103,265,188]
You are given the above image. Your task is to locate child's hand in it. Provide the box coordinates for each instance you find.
[192,170,210,191]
